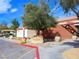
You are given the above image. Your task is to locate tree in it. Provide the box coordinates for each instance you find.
[10,19,19,30]
[60,0,79,35]
[23,2,57,42]
[60,0,79,17]
[0,20,9,30]
[0,24,9,30]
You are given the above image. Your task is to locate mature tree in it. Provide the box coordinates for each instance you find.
[60,0,79,17]
[10,19,19,30]
[60,0,79,35]
[23,2,57,42]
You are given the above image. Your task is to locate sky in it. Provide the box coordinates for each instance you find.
[0,0,76,27]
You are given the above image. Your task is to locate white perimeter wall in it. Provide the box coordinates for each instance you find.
[16,29,37,38]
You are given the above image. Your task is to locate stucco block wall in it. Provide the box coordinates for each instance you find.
[55,25,73,40]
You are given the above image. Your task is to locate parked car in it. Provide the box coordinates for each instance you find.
[0,30,15,38]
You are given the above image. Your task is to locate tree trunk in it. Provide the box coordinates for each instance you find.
[72,8,79,18]
[41,28,49,43]
[37,30,40,35]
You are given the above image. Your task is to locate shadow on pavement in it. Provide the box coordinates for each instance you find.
[63,40,79,48]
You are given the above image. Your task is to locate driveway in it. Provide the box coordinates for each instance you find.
[38,43,74,59]
[0,39,36,59]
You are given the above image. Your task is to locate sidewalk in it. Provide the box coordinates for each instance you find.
[63,48,79,59]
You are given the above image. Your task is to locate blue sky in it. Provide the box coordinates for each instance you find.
[0,0,75,27]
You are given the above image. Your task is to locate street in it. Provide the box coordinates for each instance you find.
[0,38,36,59]
[0,38,76,59]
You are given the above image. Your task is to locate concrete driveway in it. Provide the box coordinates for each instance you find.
[0,39,36,59]
[38,44,73,59]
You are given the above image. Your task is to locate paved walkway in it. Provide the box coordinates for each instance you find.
[64,48,79,59]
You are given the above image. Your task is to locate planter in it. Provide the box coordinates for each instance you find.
[72,35,77,40]
[55,36,61,42]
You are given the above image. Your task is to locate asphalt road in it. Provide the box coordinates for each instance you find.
[0,38,36,59]
[0,38,75,59]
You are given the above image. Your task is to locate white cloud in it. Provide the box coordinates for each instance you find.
[0,0,11,13]
[11,8,18,13]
